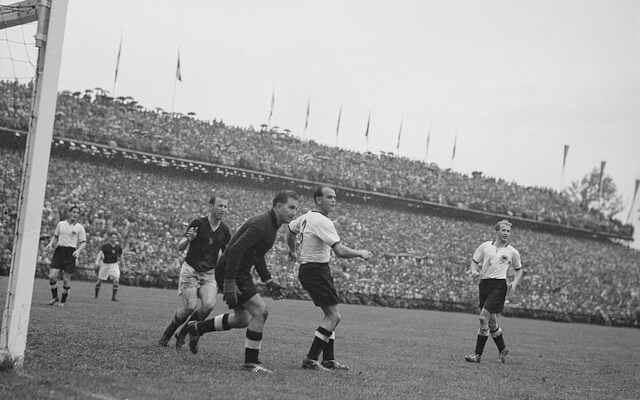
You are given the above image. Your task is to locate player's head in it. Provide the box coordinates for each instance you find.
[208,195,228,220]
[495,219,512,240]
[109,230,119,243]
[313,186,336,215]
[68,206,81,222]
[272,190,299,225]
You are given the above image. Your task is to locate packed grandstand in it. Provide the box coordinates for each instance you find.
[1,80,639,327]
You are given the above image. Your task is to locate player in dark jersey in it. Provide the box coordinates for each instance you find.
[158,196,232,351]
[94,231,126,301]
[184,190,299,374]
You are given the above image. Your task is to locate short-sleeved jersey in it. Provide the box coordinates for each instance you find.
[54,221,86,248]
[184,217,232,273]
[288,210,340,264]
[473,240,522,280]
[100,243,123,264]
[217,209,279,281]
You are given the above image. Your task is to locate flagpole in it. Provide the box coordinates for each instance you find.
[396,117,403,157]
[268,85,275,127]
[171,45,181,114]
[451,129,458,169]
[335,103,342,147]
[364,110,371,153]
[425,122,431,163]
[627,179,640,223]
[303,95,310,140]
[112,30,123,97]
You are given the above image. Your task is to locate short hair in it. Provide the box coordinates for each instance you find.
[109,230,119,237]
[312,186,332,204]
[272,190,299,207]
[495,219,512,231]
[69,205,80,213]
[209,196,218,205]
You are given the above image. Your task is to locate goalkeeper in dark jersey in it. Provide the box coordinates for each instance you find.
[185,190,299,374]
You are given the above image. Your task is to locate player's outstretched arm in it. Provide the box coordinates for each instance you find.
[332,243,371,260]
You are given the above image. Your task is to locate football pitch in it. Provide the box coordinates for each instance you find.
[1,278,639,400]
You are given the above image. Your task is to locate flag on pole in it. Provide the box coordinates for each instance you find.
[268,87,275,124]
[113,33,123,87]
[598,161,606,199]
[396,118,403,154]
[176,50,182,82]
[335,104,342,145]
[627,179,640,222]
[451,130,458,160]
[626,179,640,222]
[425,122,431,162]
[365,111,371,138]
[304,96,311,134]
[562,144,570,172]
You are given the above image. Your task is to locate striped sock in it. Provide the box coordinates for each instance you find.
[244,329,262,364]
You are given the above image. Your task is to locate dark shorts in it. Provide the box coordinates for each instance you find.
[50,246,76,274]
[215,266,259,307]
[479,279,507,314]
[298,262,339,307]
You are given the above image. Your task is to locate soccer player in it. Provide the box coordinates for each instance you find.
[464,219,523,363]
[158,196,231,351]
[287,186,371,371]
[44,205,87,307]
[185,190,298,374]
[94,231,126,302]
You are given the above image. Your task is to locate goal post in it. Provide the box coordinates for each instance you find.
[0,0,68,368]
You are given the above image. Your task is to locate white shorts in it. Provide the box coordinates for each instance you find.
[178,261,217,296]
[98,262,120,281]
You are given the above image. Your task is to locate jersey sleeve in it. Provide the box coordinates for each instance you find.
[317,219,340,247]
[512,249,522,270]
[78,225,87,244]
[288,215,302,234]
[54,221,62,237]
[472,242,485,264]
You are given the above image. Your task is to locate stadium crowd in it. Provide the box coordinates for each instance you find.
[1,144,639,327]
[1,80,633,239]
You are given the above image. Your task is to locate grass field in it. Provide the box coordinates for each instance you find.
[1,277,639,400]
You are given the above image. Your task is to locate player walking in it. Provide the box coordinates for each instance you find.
[287,186,371,371]
[465,219,523,363]
[44,205,86,307]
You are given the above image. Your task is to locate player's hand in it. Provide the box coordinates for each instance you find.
[508,281,518,293]
[360,250,372,260]
[287,250,297,262]
[72,250,81,258]
[266,279,285,300]
[186,227,198,242]
[223,279,242,308]
[470,270,480,279]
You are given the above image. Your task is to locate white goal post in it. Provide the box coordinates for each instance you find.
[0,0,68,368]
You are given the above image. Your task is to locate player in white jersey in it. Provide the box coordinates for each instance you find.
[465,219,523,363]
[45,206,87,307]
[287,186,371,371]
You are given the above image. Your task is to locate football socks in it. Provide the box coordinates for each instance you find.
[475,328,490,355]
[244,330,262,364]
